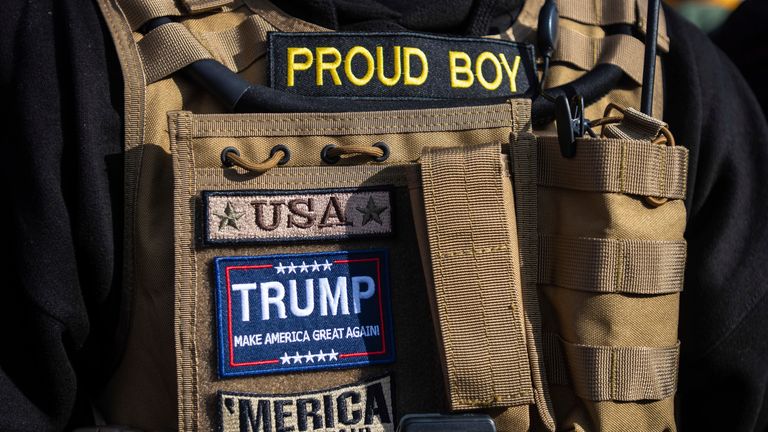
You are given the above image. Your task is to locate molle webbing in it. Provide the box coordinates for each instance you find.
[537,137,689,200]
[136,14,274,84]
[554,29,648,85]
[419,142,533,411]
[118,0,236,30]
[515,0,670,50]
[543,333,680,401]
[509,0,669,107]
[138,23,213,84]
[538,235,686,295]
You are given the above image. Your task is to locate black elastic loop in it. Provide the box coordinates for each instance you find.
[270,144,291,165]
[221,146,240,167]
[321,144,340,164]
[372,142,390,162]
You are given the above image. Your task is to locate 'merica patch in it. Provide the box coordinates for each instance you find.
[218,375,395,432]
[202,188,393,245]
[214,250,394,377]
[268,32,536,99]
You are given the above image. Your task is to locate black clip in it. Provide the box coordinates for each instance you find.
[554,94,596,158]
[397,414,496,432]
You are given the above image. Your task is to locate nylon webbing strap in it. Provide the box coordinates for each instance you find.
[118,0,182,30]
[538,235,686,294]
[557,0,670,51]
[603,107,666,141]
[554,28,646,84]
[138,22,213,84]
[117,0,237,30]
[543,333,679,401]
[197,14,272,72]
[420,142,532,411]
[537,136,689,199]
[180,0,233,12]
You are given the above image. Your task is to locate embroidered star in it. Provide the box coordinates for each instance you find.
[292,351,303,364]
[275,262,287,274]
[310,260,321,272]
[215,201,244,231]
[288,262,297,274]
[303,351,315,363]
[321,259,333,271]
[315,350,327,361]
[355,196,387,226]
[280,352,292,364]
[328,349,339,361]
[299,261,310,273]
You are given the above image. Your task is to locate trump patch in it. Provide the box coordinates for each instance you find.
[214,250,394,378]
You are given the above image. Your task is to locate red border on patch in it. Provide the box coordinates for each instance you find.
[224,258,387,368]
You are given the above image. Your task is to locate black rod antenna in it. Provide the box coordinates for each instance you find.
[640,0,661,115]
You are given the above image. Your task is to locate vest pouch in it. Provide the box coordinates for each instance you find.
[168,101,550,432]
[536,108,688,431]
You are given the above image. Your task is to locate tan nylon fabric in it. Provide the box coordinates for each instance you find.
[602,107,666,141]
[181,0,234,12]
[507,0,667,120]
[538,136,689,199]
[543,333,680,402]
[420,142,533,411]
[170,103,547,432]
[538,235,686,294]
[508,102,556,431]
[93,0,685,429]
[537,109,685,431]
[554,28,647,85]
[196,14,273,72]
[137,22,213,84]
[514,0,670,51]
[117,0,182,30]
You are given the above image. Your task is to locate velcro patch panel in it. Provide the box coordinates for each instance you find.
[268,32,536,99]
[218,374,395,432]
[202,188,393,246]
[214,250,394,377]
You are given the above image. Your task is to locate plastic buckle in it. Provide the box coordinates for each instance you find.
[397,414,496,432]
[555,94,593,158]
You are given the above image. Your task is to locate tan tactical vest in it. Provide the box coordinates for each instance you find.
[91,0,687,431]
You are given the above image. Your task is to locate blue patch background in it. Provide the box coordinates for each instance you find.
[214,249,394,378]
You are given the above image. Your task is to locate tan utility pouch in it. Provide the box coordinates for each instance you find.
[169,100,552,431]
[538,106,688,431]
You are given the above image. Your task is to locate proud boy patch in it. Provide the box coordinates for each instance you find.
[214,250,394,377]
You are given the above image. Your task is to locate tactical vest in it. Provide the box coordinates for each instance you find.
[90,0,687,431]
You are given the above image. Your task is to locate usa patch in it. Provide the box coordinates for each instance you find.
[268,32,536,99]
[214,250,394,377]
[202,188,393,246]
[218,375,395,432]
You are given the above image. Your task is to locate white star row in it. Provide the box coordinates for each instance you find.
[279,349,339,365]
[275,260,333,274]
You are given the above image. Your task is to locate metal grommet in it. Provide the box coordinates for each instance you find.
[270,144,291,165]
[221,146,240,167]
[321,144,341,164]
[372,141,390,162]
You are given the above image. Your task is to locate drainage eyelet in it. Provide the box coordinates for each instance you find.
[321,144,341,164]
[372,142,390,162]
[221,146,240,167]
[270,144,291,165]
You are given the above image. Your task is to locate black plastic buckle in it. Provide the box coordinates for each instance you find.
[555,94,593,158]
[397,414,496,432]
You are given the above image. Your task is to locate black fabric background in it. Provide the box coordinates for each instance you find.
[711,0,768,119]
[0,0,766,430]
